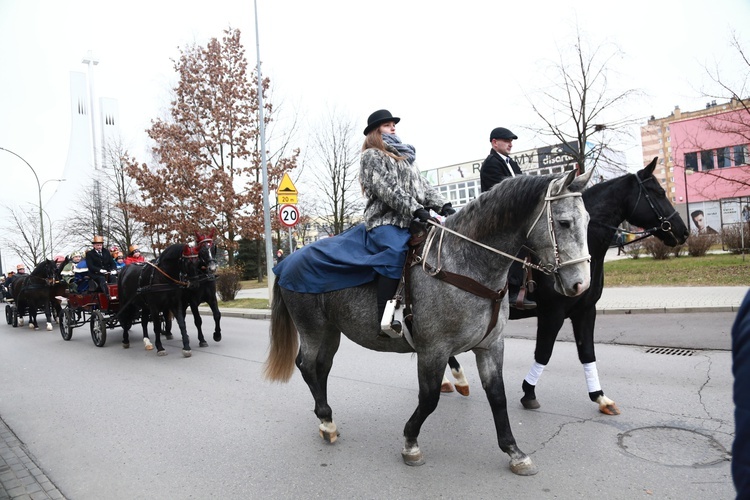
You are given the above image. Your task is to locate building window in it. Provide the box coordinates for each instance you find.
[717,147,731,168]
[735,144,748,166]
[701,150,714,171]
[684,152,698,172]
[439,179,481,207]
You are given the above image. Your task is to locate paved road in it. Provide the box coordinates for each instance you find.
[0,307,741,499]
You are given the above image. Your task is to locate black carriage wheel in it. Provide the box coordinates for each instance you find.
[5,304,11,325]
[90,310,107,347]
[60,307,74,341]
[11,306,18,328]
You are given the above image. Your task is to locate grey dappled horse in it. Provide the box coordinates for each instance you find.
[264,170,593,475]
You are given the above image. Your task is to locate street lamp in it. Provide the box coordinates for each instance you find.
[40,180,65,258]
[0,147,45,259]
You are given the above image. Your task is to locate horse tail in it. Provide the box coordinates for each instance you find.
[262,280,298,383]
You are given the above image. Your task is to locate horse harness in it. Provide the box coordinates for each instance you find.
[400,182,590,350]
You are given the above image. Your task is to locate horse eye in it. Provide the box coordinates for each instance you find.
[558,220,572,229]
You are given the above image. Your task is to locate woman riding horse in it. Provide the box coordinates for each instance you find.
[265,167,593,475]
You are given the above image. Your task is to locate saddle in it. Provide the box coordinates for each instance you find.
[383,220,509,347]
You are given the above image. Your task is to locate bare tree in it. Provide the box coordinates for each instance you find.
[1,205,70,266]
[525,24,643,175]
[305,108,363,235]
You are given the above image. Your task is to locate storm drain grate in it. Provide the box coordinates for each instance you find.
[645,347,695,356]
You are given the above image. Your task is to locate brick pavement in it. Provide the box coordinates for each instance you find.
[0,416,64,500]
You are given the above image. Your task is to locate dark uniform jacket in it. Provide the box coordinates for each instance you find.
[85,248,115,276]
[480,149,523,192]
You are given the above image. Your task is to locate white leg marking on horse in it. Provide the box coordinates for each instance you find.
[441,375,454,393]
[451,367,470,396]
[18,318,24,327]
[143,338,154,350]
[46,323,53,331]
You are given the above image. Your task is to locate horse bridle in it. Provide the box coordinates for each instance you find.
[618,174,682,244]
[422,181,590,277]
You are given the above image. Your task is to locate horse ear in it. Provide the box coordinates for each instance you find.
[639,157,658,179]
[549,169,579,197]
[569,167,595,192]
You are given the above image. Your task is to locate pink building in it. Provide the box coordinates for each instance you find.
[669,105,750,234]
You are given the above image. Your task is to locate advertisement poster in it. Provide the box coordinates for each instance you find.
[688,201,721,234]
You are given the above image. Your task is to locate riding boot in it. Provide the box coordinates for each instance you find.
[377,276,401,337]
[507,259,536,310]
[508,283,536,310]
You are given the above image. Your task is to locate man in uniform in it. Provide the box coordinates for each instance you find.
[86,235,116,297]
[479,127,536,309]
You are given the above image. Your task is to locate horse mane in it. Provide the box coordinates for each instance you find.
[159,244,186,262]
[30,260,54,277]
[447,175,553,239]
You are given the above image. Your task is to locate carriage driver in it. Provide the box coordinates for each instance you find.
[86,235,116,297]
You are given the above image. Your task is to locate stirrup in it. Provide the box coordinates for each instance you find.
[380,299,402,338]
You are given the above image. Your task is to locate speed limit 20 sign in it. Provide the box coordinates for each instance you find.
[279,204,300,228]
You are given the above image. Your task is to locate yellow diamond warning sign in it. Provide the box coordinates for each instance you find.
[277,172,298,204]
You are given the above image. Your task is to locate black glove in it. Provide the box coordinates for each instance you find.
[440,203,456,216]
[413,208,439,224]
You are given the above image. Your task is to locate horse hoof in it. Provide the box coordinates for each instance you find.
[441,381,454,393]
[46,324,53,331]
[600,403,620,415]
[29,324,35,330]
[157,350,167,357]
[454,384,470,397]
[521,398,540,410]
[18,319,24,326]
[122,343,130,349]
[401,448,424,466]
[199,341,208,348]
[143,338,153,351]
[318,428,339,443]
[182,349,192,358]
[213,333,222,342]
[509,456,538,476]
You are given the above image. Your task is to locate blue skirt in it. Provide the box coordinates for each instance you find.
[274,224,409,293]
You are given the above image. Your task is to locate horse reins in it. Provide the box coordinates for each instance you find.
[422,183,590,276]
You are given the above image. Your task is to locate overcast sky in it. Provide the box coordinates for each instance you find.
[1,0,748,229]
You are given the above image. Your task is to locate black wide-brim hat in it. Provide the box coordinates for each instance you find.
[363,109,400,135]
